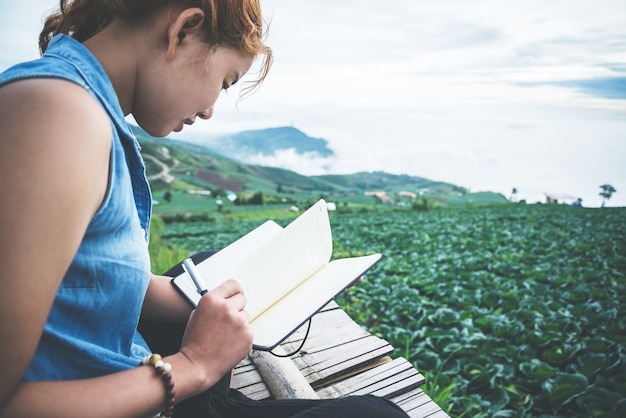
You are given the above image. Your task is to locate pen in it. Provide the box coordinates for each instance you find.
[182,258,208,296]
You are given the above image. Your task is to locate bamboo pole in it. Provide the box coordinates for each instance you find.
[249,348,320,400]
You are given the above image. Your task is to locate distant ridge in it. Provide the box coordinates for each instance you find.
[131,124,507,206]
[196,126,334,162]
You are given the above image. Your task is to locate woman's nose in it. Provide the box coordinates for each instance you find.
[197,107,214,120]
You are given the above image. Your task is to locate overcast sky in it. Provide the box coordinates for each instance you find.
[2,0,625,207]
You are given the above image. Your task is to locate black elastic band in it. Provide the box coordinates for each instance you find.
[269,319,312,358]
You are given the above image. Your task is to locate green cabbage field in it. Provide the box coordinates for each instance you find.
[160,204,626,417]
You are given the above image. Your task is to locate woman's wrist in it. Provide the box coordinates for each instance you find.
[141,354,176,418]
[164,351,220,400]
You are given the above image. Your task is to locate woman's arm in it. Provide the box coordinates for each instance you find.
[0,79,254,416]
[3,280,252,418]
[141,273,194,323]
[0,79,111,410]
[2,353,203,418]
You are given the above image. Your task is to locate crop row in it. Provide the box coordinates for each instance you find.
[162,204,626,417]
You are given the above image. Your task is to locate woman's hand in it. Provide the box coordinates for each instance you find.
[178,279,253,388]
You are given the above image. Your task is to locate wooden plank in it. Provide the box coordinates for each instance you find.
[295,337,394,387]
[231,300,450,417]
[233,360,271,400]
[407,399,451,418]
[315,357,424,399]
[279,306,396,387]
[391,389,450,418]
[280,309,371,353]
[233,352,449,416]
[235,302,403,392]
[236,381,272,400]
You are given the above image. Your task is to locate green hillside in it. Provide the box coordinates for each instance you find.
[136,131,508,216]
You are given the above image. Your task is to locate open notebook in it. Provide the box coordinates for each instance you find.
[171,199,383,351]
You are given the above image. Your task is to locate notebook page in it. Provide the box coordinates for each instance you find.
[251,253,383,350]
[171,220,283,307]
[231,199,333,319]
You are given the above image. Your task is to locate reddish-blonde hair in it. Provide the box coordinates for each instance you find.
[40,0,272,94]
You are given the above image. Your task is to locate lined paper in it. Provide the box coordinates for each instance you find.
[170,200,382,350]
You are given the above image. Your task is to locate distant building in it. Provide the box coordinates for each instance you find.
[188,190,212,196]
[398,191,417,199]
[544,193,576,204]
[365,191,391,204]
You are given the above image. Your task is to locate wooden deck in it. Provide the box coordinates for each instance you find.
[232,302,449,418]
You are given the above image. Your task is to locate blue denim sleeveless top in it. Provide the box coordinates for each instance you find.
[0,34,153,380]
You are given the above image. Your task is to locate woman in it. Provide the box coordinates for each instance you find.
[0,1,409,417]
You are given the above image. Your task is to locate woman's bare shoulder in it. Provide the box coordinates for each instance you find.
[0,77,112,141]
[0,77,113,224]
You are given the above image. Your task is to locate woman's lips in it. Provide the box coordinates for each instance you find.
[174,118,195,132]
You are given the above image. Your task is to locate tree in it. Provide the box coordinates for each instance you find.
[599,184,616,207]
[249,191,264,205]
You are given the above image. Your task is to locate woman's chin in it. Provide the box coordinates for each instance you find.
[139,123,174,138]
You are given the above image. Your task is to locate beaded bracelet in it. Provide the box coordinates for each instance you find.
[141,354,175,418]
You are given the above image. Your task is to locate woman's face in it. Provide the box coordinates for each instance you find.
[133,40,253,137]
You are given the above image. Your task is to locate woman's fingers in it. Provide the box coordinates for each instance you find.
[211,279,244,298]
[205,279,247,313]
[226,292,247,313]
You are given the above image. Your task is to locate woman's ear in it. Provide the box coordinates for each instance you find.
[165,8,205,61]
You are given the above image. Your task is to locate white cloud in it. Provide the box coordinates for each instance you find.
[3,0,625,207]
[244,149,336,176]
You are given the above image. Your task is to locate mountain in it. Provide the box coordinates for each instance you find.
[132,125,507,207]
[194,126,334,164]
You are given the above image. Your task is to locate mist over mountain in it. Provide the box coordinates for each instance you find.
[132,124,510,206]
[190,126,337,175]
[207,126,334,157]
